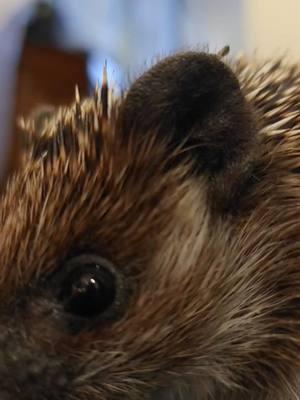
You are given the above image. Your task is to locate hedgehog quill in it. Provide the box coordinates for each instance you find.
[1,50,300,400]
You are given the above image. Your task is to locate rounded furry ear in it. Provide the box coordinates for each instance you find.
[120,51,258,176]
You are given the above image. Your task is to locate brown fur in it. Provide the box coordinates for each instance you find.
[1,51,300,400]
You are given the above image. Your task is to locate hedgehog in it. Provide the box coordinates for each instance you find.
[1,48,300,400]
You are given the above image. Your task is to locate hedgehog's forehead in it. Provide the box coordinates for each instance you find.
[22,96,123,165]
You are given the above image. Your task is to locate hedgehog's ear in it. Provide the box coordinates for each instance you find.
[121,51,258,175]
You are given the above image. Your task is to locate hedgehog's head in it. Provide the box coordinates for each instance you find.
[0,51,297,400]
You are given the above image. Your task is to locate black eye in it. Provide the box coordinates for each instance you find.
[57,255,125,319]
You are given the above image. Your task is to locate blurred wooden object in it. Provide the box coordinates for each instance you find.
[6,43,88,179]
[14,44,88,118]
[2,1,89,184]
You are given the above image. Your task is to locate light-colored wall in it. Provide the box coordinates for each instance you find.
[244,0,300,60]
[54,0,245,65]
[53,0,300,74]
[182,0,245,54]
[0,0,35,178]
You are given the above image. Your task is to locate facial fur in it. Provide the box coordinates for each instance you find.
[1,51,300,400]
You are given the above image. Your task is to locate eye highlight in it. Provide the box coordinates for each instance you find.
[57,255,125,320]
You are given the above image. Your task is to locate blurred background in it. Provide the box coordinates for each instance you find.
[0,0,299,178]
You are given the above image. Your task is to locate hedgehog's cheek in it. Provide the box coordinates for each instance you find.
[0,319,72,399]
[150,384,201,400]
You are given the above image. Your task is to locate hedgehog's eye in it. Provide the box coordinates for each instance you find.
[57,255,123,319]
